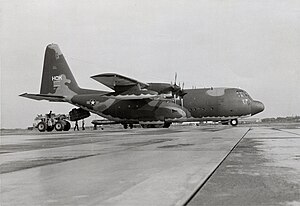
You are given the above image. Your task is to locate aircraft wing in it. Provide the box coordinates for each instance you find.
[91,73,160,99]
[91,73,148,91]
[19,93,66,102]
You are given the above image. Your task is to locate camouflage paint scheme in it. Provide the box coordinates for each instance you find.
[20,44,264,127]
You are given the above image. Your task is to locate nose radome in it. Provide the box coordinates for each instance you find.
[251,100,265,115]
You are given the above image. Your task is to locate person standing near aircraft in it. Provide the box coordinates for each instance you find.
[82,119,85,130]
[47,110,52,118]
[74,121,79,131]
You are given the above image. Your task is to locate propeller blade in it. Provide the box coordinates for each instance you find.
[181,98,184,108]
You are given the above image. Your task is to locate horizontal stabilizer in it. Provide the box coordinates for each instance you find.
[19,93,65,102]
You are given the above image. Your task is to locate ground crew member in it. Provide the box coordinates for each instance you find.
[82,119,85,130]
[74,120,79,131]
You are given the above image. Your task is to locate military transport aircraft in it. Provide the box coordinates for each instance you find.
[20,44,264,129]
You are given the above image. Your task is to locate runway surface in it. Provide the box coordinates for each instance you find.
[1,125,299,206]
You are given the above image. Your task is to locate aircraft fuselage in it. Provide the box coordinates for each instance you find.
[69,87,264,125]
[181,88,264,119]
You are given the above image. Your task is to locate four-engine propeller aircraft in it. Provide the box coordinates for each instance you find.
[20,44,264,129]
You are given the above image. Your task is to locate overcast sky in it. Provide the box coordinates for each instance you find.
[1,0,300,129]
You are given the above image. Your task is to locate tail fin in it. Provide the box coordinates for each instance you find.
[40,44,80,97]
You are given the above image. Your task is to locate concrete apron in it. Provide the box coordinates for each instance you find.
[1,127,249,206]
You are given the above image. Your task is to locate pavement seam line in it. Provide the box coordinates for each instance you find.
[182,128,251,206]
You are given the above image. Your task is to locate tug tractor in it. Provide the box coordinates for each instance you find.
[34,113,71,132]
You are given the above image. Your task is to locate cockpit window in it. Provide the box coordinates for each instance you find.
[243,91,252,100]
[236,91,244,98]
[236,90,253,100]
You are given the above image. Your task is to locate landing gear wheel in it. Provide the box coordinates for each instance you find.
[123,124,128,129]
[163,122,171,128]
[230,119,238,126]
[55,121,64,131]
[129,124,133,129]
[37,122,46,132]
[63,121,71,131]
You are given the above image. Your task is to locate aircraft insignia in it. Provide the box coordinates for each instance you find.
[88,99,97,106]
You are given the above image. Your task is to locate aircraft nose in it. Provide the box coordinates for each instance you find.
[251,100,265,115]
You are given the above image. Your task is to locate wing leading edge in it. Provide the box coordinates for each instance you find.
[91,73,160,99]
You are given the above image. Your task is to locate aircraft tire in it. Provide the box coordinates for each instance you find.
[129,124,133,129]
[63,121,71,131]
[163,122,171,128]
[37,122,47,132]
[230,119,238,126]
[55,121,64,131]
[123,124,128,129]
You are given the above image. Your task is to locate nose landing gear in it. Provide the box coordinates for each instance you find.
[230,119,238,126]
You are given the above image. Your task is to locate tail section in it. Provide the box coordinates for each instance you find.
[20,44,108,102]
[40,44,80,97]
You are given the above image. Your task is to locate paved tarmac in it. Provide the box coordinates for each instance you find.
[1,125,299,206]
[187,125,300,206]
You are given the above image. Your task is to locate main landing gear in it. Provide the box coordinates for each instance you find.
[123,122,172,129]
[140,122,172,128]
[122,123,133,129]
[221,119,238,126]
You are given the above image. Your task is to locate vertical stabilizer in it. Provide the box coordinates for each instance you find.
[40,44,80,97]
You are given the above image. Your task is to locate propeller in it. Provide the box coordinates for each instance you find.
[170,73,186,107]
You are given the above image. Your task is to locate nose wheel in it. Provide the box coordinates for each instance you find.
[230,119,238,126]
